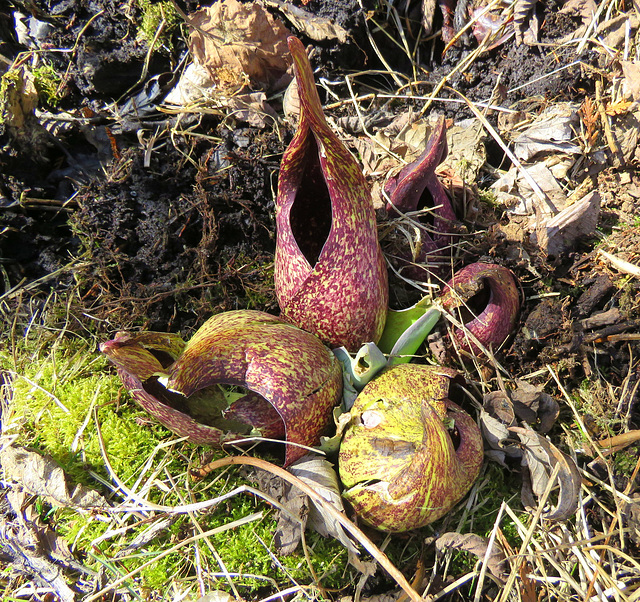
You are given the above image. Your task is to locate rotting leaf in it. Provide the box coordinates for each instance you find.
[621,493,640,547]
[510,380,560,434]
[621,61,640,102]
[3,489,78,602]
[435,532,509,583]
[510,427,581,521]
[248,465,308,556]
[266,0,349,43]
[187,0,292,94]
[246,455,364,568]
[480,392,522,462]
[289,455,365,570]
[1,445,108,510]
[534,190,601,256]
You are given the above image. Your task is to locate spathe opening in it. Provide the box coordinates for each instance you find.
[142,379,284,438]
[289,135,332,267]
[453,277,491,324]
[416,185,436,229]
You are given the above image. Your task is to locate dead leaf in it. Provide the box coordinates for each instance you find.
[513,103,581,162]
[226,92,279,128]
[246,454,363,567]
[266,0,349,43]
[510,380,560,434]
[245,465,307,555]
[480,392,522,462]
[513,0,540,45]
[621,493,640,547]
[438,118,486,186]
[519,561,539,602]
[164,62,216,106]
[621,61,640,102]
[2,489,77,602]
[560,0,597,23]
[289,456,365,570]
[187,0,292,94]
[0,66,38,129]
[1,445,108,510]
[606,99,634,117]
[435,532,509,583]
[534,190,601,256]
[510,427,581,521]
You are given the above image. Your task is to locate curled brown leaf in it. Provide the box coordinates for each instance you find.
[435,532,509,583]
[510,427,581,521]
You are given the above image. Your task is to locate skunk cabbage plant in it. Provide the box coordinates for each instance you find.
[339,364,483,532]
[383,118,457,280]
[440,262,520,354]
[101,310,343,465]
[275,36,388,351]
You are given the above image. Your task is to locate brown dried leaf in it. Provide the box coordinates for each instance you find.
[535,190,601,256]
[245,465,308,556]
[480,392,521,461]
[579,96,599,148]
[226,92,279,128]
[1,445,108,510]
[510,427,581,521]
[266,0,348,43]
[187,0,292,94]
[289,456,365,569]
[510,380,560,434]
[560,0,598,22]
[435,532,509,583]
[621,61,640,102]
[2,490,78,602]
[621,493,640,547]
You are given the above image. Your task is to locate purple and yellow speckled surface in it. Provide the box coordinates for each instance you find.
[102,310,343,465]
[384,117,458,280]
[440,262,520,353]
[274,37,388,351]
[339,364,483,532]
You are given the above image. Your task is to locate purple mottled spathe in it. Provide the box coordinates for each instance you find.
[440,262,520,353]
[339,364,483,532]
[383,117,458,280]
[274,37,388,352]
[101,310,343,465]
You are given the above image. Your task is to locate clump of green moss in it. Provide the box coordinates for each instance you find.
[32,63,62,107]
[137,0,181,50]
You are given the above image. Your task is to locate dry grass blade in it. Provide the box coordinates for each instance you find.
[498,463,562,602]
[194,455,423,602]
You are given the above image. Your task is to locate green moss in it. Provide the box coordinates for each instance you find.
[5,344,165,487]
[613,447,640,476]
[32,63,62,107]
[137,0,181,50]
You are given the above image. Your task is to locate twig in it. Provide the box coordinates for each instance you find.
[598,249,640,278]
[595,79,624,165]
